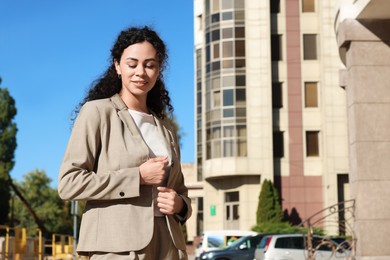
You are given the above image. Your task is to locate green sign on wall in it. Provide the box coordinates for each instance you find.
[210,205,216,216]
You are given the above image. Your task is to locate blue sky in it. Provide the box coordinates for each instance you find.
[0,0,195,186]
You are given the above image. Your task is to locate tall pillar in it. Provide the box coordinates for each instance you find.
[337,19,390,259]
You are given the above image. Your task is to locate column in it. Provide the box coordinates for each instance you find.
[337,19,390,259]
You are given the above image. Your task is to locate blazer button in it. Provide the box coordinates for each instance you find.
[119,191,125,197]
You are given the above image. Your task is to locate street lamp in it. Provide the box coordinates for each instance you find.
[70,200,78,260]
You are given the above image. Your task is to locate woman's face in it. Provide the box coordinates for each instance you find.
[115,41,160,100]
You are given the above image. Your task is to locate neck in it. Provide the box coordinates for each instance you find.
[119,91,149,114]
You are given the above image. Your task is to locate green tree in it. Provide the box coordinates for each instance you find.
[252,179,298,233]
[0,79,18,225]
[256,179,282,224]
[12,169,73,235]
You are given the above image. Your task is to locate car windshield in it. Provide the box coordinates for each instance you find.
[225,235,248,248]
[207,236,224,248]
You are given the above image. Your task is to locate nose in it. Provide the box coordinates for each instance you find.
[135,65,146,77]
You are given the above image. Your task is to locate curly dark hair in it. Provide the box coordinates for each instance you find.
[74,26,173,120]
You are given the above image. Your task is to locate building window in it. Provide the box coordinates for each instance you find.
[237,139,247,156]
[236,59,245,68]
[236,75,246,86]
[223,41,234,57]
[225,191,239,221]
[223,89,234,106]
[212,29,220,41]
[236,89,246,106]
[213,90,221,108]
[222,0,234,10]
[213,43,220,59]
[223,139,234,157]
[222,28,233,39]
[223,108,234,117]
[212,126,221,139]
[206,45,210,63]
[270,0,280,13]
[306,131,319,157]
[235,0,245,9]
[206,141,211,159]
[222,75,235,87]
[222,11,233,21]
[211,13,220,23]
[235,27,245,38]
[212,0,219,12]
[211,61,220,71]
[197,197,204,235]
[235,40,245,57]
[271,34,282,61]
[273,131,284,158]
[212,77,220,89]
[237,125,247,156]
[272,82,283,108]
[304,82,318,107]
[303,34,317,60]
[223,59,234,69]
[302,0,315,12]
[212,140,221,158]
[224,125,234,137]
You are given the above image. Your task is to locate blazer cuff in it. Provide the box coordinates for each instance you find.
[175,195,190,224]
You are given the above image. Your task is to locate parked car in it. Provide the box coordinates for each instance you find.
[199,233,266,260]
[253,233,352,260]
[195,230,257,259]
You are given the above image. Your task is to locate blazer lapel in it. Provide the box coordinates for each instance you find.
[110,94,149,155]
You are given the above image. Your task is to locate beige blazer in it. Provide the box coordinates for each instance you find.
[58,94,191,253]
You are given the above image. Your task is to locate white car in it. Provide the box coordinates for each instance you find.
[195,230,257,259]
[253,233,351,260]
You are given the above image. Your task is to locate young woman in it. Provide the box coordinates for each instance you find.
[58,26,191,260]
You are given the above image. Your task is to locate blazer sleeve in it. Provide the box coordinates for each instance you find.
[58,102,141,201]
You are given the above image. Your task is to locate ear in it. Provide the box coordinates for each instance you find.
[114,59,121,75]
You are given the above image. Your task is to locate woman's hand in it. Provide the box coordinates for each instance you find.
[139,156,169,185]
[156,187,184,215]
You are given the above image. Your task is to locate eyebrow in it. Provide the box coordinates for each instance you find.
[125,57,158,62]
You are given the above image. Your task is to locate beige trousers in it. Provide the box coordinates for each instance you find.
[89,217,188,260]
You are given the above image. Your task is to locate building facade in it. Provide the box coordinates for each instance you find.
[193,0,350,234]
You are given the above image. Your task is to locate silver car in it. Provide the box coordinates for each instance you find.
[253,233,351,260]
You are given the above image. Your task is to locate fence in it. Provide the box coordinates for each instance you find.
[0,226,83,260]
[0,225,42,260]
[299,199,356,260]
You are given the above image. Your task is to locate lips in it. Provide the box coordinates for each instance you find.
[132,81,147,86]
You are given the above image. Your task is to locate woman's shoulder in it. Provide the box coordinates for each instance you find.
[85,97,112,106]
[79,97,117,117]
[83,97,116,109]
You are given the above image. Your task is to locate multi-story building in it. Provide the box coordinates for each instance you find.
[193,0,350,234]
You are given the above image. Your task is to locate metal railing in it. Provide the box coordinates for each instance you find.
[0,225,43,260]
[299,199,356,260]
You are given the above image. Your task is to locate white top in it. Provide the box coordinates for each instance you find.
[128,109,169,217]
